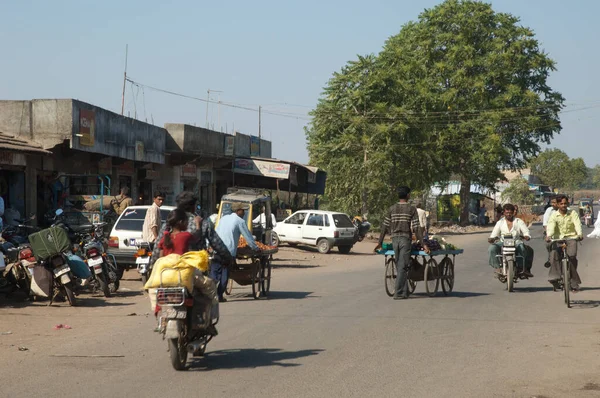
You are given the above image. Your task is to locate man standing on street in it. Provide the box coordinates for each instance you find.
[375,186,429,300]
[213,202,259,302]
[416,203,428,239]
[142,191,164,244]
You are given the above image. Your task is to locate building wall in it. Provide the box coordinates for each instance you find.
[234,132,251,157]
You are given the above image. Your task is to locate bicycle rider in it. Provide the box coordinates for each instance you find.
[545,195,584,292]
[487,203,533,277]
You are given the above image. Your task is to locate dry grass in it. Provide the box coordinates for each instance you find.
[574,190,600,202]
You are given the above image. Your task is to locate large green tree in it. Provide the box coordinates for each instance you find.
[529,148,587,192]
[501,177,535,205]
[307,0,564,226]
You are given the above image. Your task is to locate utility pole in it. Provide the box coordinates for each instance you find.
[258,105,262,155]
[205,89,210,128]
[121,44,128,115]
[205,89,223,130]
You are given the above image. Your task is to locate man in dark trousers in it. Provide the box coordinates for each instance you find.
[375,186,429,300]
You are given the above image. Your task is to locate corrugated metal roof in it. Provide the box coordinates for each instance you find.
[0,132,51,154]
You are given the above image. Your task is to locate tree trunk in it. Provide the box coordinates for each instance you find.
[459,175,471,226]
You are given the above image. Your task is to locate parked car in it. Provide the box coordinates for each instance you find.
[107,205,175,270]
[272,210,356,254]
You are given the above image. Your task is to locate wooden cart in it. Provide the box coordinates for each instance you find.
[378,248,463,297]
[225,250,276,299]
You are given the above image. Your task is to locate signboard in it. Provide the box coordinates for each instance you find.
[98,157,112,175]
[79,109,95,146]
[224,136,235,156]
[250,136,260,157]
[135,141,144,161]
[0,151,26,166]
[181,164,197,179]
[117,161,134,176]
[234,158,290,179]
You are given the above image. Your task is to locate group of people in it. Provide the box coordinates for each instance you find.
[374,185,587,299]
[142,190,259,313]
[488,195,584,291]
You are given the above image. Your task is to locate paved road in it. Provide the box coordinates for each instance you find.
[2,224,600,398]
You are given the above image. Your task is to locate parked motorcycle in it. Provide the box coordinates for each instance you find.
[1,215,39,246]
[0,245,33,297]
[79,222,118,297]
[352,216,371,242]
[134,241,153,285]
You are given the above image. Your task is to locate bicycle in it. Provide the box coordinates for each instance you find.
[549,237,580,308]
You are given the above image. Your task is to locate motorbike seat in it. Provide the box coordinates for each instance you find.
[71,224,94,233]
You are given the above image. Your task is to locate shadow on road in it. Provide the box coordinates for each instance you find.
[571,300,600,309]
[189,347,325,371]
[519,286,600,293]
[228,290,317,301]
[272,263,320,269]
[409,291,490,298]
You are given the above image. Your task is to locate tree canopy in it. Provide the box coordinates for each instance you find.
[529,148,587,192]
[306,0,564,225]
[501,177,535,205]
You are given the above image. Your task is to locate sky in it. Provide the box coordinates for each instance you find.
[1,0,599,166]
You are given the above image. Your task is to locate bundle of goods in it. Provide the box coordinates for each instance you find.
[411,238,442,252]
[237,236,278,257]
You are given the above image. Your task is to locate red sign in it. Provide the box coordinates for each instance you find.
[118,161,134,176]
[181,164,197,178]
[79,109,95,146]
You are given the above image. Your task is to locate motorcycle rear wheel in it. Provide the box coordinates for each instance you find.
[506,259,514,292]
[98,268,111,298]
[168,337,188,371]
[64,283,77,306]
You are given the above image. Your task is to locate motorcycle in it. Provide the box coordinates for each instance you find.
[0,245,33,297]
[352,216,371,242]
[584,213,593,228]
[134,241,153,285]
[1,215,39,246]
[494,234,529,292]
[154,268,219,370]
[80,222,119,297]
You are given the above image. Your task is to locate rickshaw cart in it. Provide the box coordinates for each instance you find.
[377,248,463,297]
[215,189,278,299]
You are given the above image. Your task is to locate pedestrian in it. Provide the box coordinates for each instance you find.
[213,202,259,302]
[479,203,487,226]
[416,203,428,239]
[375,186,429,300]
[142,191,164,244]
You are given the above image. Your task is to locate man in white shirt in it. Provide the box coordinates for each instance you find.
[253,206,277,242]
[142,191,164,243]
[487,203,533,277]
[416,203,427,238]
[542,196,558,231]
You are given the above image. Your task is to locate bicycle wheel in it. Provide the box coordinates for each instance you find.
[439,257,454,295]
[563,258,570,308]
[384,257,397,297]
[424,258,440,297]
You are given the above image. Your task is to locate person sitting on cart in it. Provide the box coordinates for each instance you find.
[487,203,533,277]
[374,186,429,300]
[545,195,583,292]
[214,202,260,302]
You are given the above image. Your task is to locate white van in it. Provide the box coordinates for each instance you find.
[272,210,357,254]
[107,205,175,268]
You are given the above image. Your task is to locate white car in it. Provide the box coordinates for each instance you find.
[273,210,357,254]
[107,205,175,269]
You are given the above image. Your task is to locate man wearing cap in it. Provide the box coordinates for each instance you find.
[375,186,429,300]
[213,202,260,302]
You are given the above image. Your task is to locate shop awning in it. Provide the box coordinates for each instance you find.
[0,132,51,154]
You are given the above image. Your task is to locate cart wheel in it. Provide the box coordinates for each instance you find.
[384,257,396,297]
[225,278,233,295]
[440,257,454,295]
[407,278,417,295]
[251,259,262,299]
[424,258,440,297]
[261,257,272,296]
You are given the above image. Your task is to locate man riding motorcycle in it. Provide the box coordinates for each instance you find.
[487,203,533,277]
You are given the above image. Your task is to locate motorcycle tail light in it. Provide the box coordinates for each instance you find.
[108,236,119,248]
[87,248,99,258]
[185,298,194,307]
[19,248,33,260]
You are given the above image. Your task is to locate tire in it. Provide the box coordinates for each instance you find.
[338,245,352,254]
[251,260,262,299]
[563,258,570,308]
[384,257,396,297]
[261,257,271,296]
[407,278,417,295]
[63,283,77,306]
[317,239,331,254]
[424,258,440,297]
[168,337,188,371]
[98,267,111,298]
[357,235,364,242]
[440,257,454,295]
[271,232,279,248]
[507,258,514,292]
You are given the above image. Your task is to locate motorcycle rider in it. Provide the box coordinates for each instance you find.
[545,195,583,292]
[487,203,533,277]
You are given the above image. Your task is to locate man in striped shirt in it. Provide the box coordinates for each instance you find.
[375,186,429,300]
